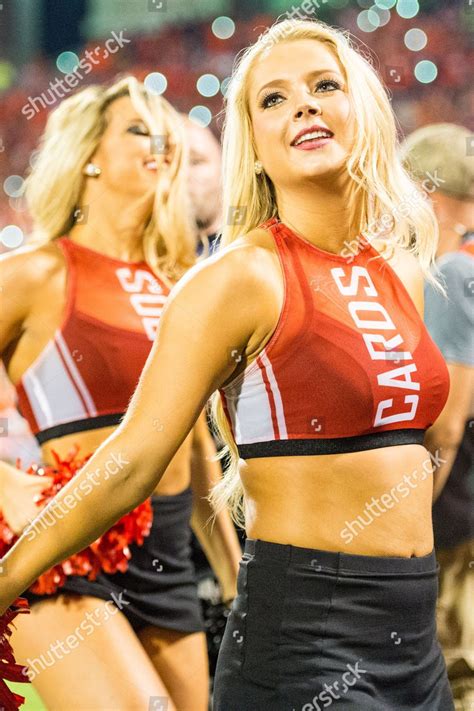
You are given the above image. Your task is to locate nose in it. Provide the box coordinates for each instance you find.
[293,90,322,119]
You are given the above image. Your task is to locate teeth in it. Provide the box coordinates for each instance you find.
[145,160,157,169]
[294,130,331,146]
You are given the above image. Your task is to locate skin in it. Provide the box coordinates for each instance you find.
[0,38,448,632]
[241,39,435,556]
[0,95,241,711]
[182,116,223,235]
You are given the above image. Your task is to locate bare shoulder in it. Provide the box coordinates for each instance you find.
[0,239,65,288]
[373,238,424,315]
[177,227,280,296]
[0,240,67,348]
[237,226,279,250]
[218,226,281,287]
[163,228,282,367]
[222,226,279,269]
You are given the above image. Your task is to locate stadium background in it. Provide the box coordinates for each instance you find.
[0,1,472,708]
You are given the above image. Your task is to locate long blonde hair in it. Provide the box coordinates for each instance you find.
[208,18,445,528]
[25,76,197,281]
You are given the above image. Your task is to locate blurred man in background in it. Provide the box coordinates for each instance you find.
[182,116,223,256]
[402,123,474,710]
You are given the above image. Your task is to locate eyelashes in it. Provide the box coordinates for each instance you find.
[259,79,343,109]
[127,124,150,136]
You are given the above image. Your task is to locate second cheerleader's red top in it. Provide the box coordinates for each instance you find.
[219,217,450,459]
[15,237,170,444]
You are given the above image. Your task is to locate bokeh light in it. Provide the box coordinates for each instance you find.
[404,28,427,51]
[196,74,220,98]
[3,175,24,198]
[220,77,231,96]
[188,106,212,128]
[357,9,380,32]
[9,196,28,213]
[1,225,24,249]
[144,72,167,95]
[56,51,79,74]
[396,0,420,19]
[414,60,438,83]
[375,0,397,8]
[368,6,391,27]
[29,150,41,169]
[0,61,15,91]
[211,16,235,40]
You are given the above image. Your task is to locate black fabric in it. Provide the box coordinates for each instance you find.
[34,413,124,444]
[213,537,454,711]
[196,231,221,257]
[433,418,474,549]
[24,486,205,634]
[237,428,426,459]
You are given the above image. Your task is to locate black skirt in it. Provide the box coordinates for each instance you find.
[213,537,454,710]
[25,486,205,634]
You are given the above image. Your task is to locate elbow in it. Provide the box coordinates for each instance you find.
[425,419,465,453]
[103,437,161,511]
[121,461,161,510]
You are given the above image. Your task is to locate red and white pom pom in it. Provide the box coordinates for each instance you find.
[0,597,31,711]
[0,446,153,595]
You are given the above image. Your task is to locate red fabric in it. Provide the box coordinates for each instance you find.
[15,237,170,436]
[459,240,474,258]
[0,597,31,710]
[0,447,152,594]
[220,218,451,444]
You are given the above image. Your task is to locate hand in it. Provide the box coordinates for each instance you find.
[222,595,235,610]
[0,586,15,616]
[0,461,53,534]
[220,580,237,610]
[0,590,30,627]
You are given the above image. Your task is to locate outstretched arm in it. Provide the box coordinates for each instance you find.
[0,243,271,613]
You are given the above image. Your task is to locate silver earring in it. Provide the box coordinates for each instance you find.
[254,160,263,175]
[84,162,101,177]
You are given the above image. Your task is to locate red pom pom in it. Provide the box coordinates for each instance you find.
[0,446,153,595]
[0,597,31,710]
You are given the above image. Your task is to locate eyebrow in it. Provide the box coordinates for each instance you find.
[256,68,342,98]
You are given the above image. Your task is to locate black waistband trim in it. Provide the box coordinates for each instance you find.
[244,538,437,575]
[237,429,426,459]
[35,413,125,445]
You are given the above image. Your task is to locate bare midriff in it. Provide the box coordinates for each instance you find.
[240,443,434,557]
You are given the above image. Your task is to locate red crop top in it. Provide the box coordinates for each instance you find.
[219,217,450,459]
[15,237,170,444]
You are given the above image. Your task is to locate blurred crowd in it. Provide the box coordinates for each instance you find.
[0,4,472,234]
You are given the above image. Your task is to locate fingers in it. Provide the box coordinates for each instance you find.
[25,475,54,489]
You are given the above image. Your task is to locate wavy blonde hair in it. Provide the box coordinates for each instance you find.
[25,76,197,281]
[208,18,446,528]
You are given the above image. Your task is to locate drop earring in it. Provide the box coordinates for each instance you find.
[83,162,101,177]
[254,160,263,175]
